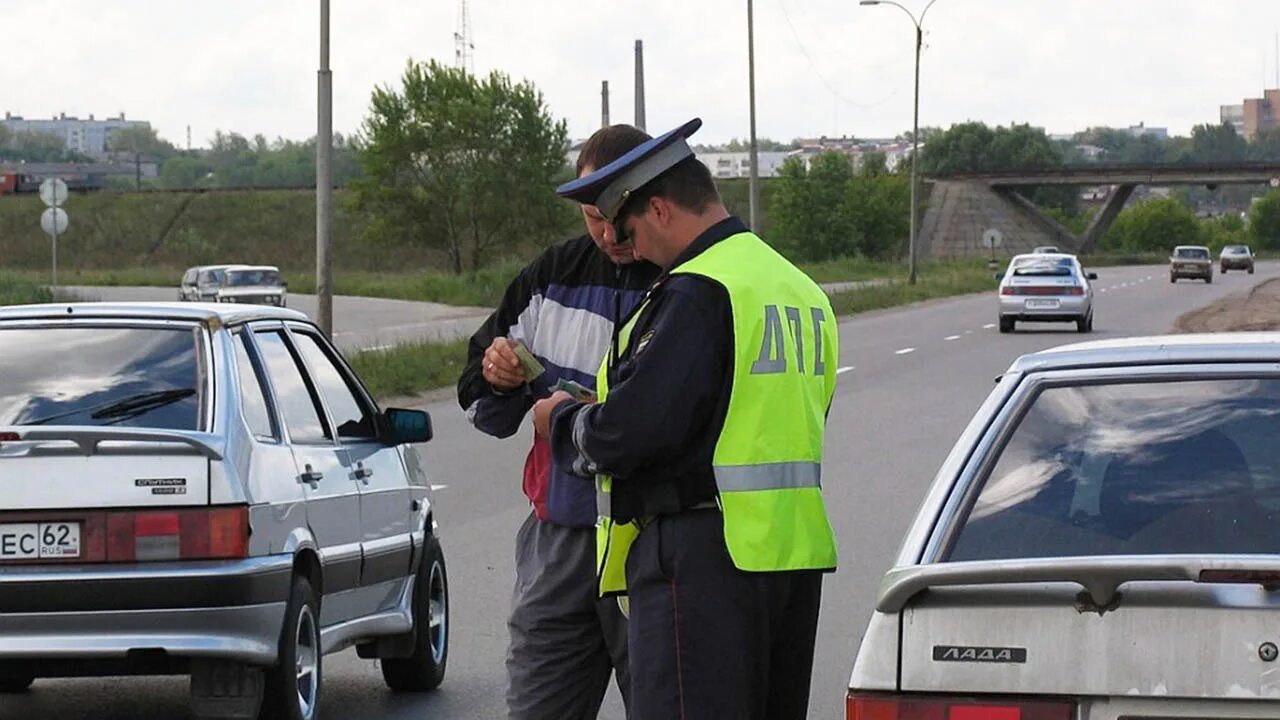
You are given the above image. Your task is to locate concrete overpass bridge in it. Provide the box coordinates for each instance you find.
[920,162,1280,257]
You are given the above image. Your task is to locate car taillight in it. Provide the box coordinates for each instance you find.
[847,692,1075,720]
[106,506,249,562]
[1064,286,1084,296]
[1000,287,1015,295]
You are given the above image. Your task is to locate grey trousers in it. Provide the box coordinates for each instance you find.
[507,512,631,720]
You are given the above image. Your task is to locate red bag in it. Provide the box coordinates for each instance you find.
[522,431,552,521]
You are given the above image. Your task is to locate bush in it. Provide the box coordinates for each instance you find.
[1101,197,1202,252]
[1250,190,1280,251]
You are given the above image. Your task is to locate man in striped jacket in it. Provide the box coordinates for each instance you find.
[457,124,659,720]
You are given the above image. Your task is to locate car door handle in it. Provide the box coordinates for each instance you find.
[351,464,373,483]
[299,466,323,488]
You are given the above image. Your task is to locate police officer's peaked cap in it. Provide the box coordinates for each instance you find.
[556,118,702,222]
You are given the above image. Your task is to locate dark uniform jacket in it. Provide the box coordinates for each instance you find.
[457,234,657,527]
[549,217,751,522]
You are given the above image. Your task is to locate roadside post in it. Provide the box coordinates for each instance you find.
[39,178,69,294]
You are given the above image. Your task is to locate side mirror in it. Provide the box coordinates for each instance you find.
[383,408,433,444]
[1086,272,1098,280]
[281,281,289,289]
[993,272,1003,281]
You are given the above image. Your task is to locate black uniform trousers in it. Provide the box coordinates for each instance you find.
[625,508,824,720]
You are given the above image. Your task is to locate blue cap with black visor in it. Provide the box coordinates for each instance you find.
[556,118,703,239]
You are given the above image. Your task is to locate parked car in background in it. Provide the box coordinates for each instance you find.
[217,266,288,307]
[179,265,288,307]
[848,333,1280,720]
[1031,245,1060,254]
[0,303,449,720]
[178,264,233,302]
[1219,244,1255,274]
[1170,245,1213,283]
[997,253,1096,333]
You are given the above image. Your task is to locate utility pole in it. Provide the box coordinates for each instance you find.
[317,0,334,336]
[602,80,610,128]
[747,0,760,231]
[455,0,475,74]
[634,40,646,131]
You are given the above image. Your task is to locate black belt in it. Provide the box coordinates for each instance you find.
[636,500,719,528]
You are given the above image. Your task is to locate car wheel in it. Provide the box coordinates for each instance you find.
[1077,313,1093,333]
[381,534,449,692]
[1220,266,1227,274]
[1249,266,1255,274]
[0,673,34,693]
[998,317,1014,334]
[1169,275,1176,283]
[1206,274,1213,284]
[260,576,321,720]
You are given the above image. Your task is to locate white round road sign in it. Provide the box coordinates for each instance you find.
[41,207,68,237]
[39,178,68,207]
[1270,177,1280,189]
[981,228,1004,249]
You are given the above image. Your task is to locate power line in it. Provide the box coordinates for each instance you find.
[775,0,904,111]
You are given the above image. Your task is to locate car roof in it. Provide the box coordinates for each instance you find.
[224,265,281,272]
[1173,245,1210,251]
[1010,252,1075,262]
[1007,332,1280,374]
[0,302,309,326]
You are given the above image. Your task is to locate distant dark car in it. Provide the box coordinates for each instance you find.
[1170,246,1212,283]
[1219,245,1255,274]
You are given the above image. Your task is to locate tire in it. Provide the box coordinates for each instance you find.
[0,674,34,693]
[1220,266,1227,274]
[1206,274,1213,284]
[998,317,1014,334]
[1249,266,1255,274]
[260,576,321,720]
[381,534,449,692]
[1169,275,1176,283]
[1077,313,1093,333]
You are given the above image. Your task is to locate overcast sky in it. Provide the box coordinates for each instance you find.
[7,1,1280,148]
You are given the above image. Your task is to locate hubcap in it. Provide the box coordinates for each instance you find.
[427,560,448,663]
[294,604,319,719]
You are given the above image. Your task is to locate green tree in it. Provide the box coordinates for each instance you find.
[1250,190,1280,250]
[1201,212,1248,252]
[352,60,570,273]
[1188,123,1247,163]
[1102,197,1202,252]
[845,164,909,259]
[0,130,89,162]
[160,155,213,189]
[1249,128,1280,162]
[769,153,857,262]
[107,125,177,160]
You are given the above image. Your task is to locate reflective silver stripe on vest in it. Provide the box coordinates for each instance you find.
[714,462,822,492]
[596,478,611,519]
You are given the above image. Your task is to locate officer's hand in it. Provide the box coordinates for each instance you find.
[483,337,526,390]
[533,391,574,439]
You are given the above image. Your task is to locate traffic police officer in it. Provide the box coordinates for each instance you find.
[532,118,839,719]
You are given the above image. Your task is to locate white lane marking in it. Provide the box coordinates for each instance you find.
[430,484,449,491]
[1099,288,1107,293]
[836,366,855,375]
[982,323,996,329]
[362,344,393,352]
[944,335,961,341]
[895,347,916,355]
[965,330,974,334]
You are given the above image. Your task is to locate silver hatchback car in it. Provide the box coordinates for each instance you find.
[0,303,448,720]
[998,254,1097,334]
[848,334,1280,720]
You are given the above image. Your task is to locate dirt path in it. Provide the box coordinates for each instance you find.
[1174,277,1280,332]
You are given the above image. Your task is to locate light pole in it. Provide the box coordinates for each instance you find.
[747,0,760,231]
[860,0,937,285]
[317,0,334,337]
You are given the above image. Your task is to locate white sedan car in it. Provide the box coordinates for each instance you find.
[998,253,1097,333]
[848,333,1280,720]
[0,303,448,720]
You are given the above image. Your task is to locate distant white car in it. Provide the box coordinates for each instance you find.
[997,253,1097,333]
[180,265,288,307]
[1032,245,1060,254]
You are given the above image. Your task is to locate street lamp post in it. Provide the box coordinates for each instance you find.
[860,0,937,286]
[747,0,760,231]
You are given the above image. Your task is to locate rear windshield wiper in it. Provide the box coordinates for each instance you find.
[22,388,197,426]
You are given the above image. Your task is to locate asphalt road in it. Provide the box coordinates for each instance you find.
[15,263,1279,719]
[63,286,491,350]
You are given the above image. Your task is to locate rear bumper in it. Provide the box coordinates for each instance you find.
[1171,264,1212,278]
[1220,260,1253,270]
[0,555,291,666]
[999,296,1090,321]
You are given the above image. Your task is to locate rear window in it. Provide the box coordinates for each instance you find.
[947,378,1280,561]
[1012,257,1074,277]
[1175,248,1209,259]
[0,326,203,430]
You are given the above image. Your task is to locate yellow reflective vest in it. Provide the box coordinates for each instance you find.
[593,230,839,596]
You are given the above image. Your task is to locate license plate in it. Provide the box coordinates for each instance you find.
[0,522,82,560]
[1025,299,1060,309]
